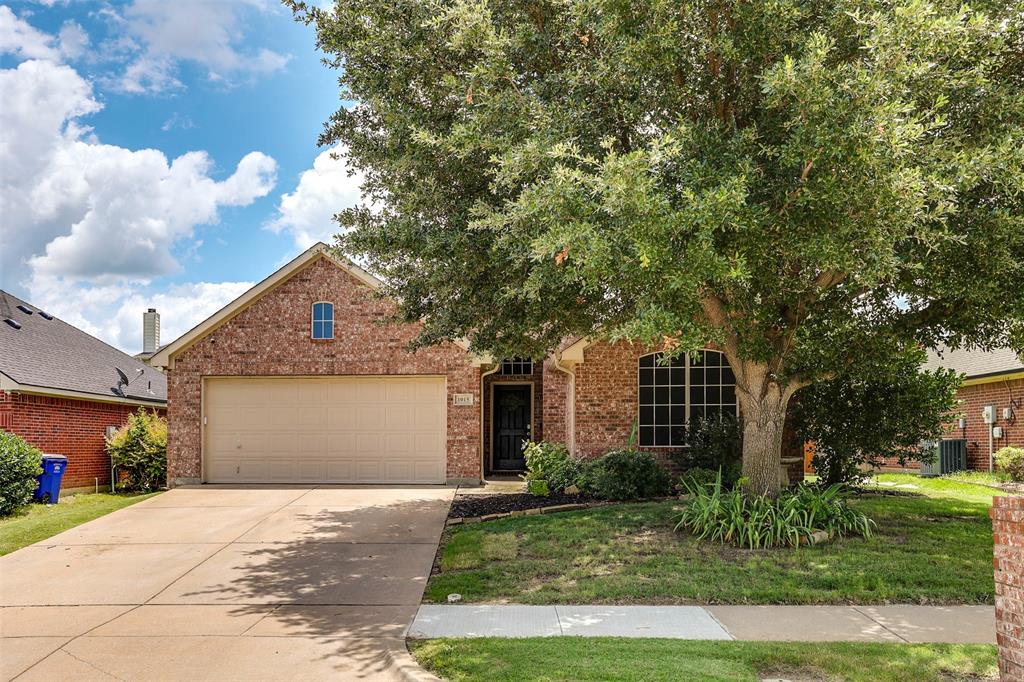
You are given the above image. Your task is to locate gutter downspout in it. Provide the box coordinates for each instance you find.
[552,352,576,455]
[479,362,500,481]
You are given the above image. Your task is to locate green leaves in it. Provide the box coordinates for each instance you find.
[298,0,1023,361]
[675,473,876,549]
[0,430,43,516]
[106,409,167,492]
[294,0,1024,489]
[792,345,963,486]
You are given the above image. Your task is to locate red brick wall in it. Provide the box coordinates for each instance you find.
[574,341,662,460]
[879,377,1024,472]
[0,390,163,490]
[571,341,802,481]
[482,362,543,473]
[541,358,570,446]
[165,256,482,485]
[992,495,1024,681]
[956,379,1024,471]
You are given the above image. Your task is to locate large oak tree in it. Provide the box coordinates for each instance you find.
[291,0,1024,495]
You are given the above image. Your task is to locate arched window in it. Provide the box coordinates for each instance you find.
[311,302,334,339]
[637,350,737,447]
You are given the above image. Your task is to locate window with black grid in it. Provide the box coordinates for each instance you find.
[638,350,738,447]
[500,358,534,375]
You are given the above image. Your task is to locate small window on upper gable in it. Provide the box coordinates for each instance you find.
[312,302,334,339]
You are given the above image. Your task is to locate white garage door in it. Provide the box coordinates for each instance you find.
[204,376,446,484]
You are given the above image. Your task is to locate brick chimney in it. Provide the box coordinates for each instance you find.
[143,308,160,354]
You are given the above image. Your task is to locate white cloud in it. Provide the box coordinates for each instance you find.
[27,148,276,280]
[0,5,60,60]
[0,7,91,62]
[268,147,365,249]
[116,53,180,93]
[111,0,291,94]
[0,13,279,352]
[28,278,254,353]
[1,56,277,289]
[0,59,103,279]
[57,20,88,59]
[161,112,195,132]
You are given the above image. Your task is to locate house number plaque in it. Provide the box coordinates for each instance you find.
[453,393,474,406]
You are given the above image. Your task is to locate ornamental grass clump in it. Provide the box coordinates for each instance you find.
[674,473,874,549]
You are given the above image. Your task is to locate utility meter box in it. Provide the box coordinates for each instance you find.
[982,406,996,424]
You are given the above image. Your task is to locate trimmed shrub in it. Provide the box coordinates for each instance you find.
[0,430,43,515]
[677,467,719,493]
[522,440,585,493]
[675,474,874,549]
[584,449,671,500]
[673,414,743,488]
[995,446,1024,482]
[107,409,167,492]
[526,479,550,497]
[790,350,961,486]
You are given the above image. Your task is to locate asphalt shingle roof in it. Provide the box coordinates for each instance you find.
[924,344,1024,380]
[0,290,166,404]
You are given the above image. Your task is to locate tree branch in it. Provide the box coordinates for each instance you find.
[778,157,816,214]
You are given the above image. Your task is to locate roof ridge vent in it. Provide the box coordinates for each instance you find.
[16,304,33,315]
[4,318,22,329]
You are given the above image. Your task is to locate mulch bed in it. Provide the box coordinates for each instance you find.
[448,491,596,519]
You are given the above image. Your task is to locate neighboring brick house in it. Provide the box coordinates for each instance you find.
[152,243,801,486]
[0,291,167,491]
[880,346,1024,472]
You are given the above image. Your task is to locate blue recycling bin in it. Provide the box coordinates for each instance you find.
[34,454,68,503]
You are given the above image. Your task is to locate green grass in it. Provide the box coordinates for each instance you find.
[426,480,1002,605]
[0,492,158,555]
[868,473,1010,505]
[412,639,998,682]
[941,470,1012,488]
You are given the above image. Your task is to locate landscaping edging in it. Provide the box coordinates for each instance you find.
[446,500,615,526]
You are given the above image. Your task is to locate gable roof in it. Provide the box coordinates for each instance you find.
[0,290,166,406]
[150,243,476,369]
[924,344,1024,382]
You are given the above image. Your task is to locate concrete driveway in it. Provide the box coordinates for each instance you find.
[0,485,454,681]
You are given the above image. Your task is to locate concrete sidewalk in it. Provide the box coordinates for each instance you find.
[409,604,994,644]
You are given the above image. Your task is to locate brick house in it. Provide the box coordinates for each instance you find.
[151,243,802,486]
[0,291,167,491]
[916,346,1023,472]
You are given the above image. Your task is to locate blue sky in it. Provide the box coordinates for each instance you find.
[0,0,362,352]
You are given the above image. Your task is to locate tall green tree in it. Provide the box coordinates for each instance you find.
[291,0,1024,495]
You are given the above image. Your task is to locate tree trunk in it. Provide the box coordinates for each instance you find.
[735,365,791,497]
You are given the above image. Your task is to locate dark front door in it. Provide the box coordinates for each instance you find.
[493,384,531,471]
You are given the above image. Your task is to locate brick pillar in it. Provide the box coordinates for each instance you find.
[992,495,1024,681]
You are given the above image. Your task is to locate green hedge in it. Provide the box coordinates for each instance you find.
[0,430,43,516]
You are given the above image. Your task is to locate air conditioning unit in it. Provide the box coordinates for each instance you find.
[920,439,967,477]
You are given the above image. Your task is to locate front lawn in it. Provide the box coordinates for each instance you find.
[0,492,158,555]
[868,473,1012,505]
[425,483,999,605]
[412,639,998,682]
